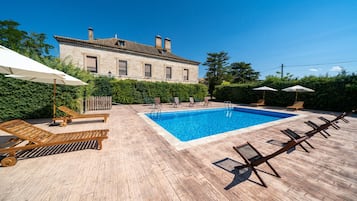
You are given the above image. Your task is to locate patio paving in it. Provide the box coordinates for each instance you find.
[0,102,356,201]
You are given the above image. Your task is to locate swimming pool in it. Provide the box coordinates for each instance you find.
[146,107,296,142]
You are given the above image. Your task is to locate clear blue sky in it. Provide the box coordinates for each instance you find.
[1,0,357,79]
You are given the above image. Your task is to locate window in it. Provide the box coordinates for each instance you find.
[119,60,127,76]
[145,64,152,77]
[183,69,189,81]
[86,56,98,73]
[118,40,125,47]
[166,67,172,79]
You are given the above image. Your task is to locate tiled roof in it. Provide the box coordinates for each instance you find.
[54,36,200,65]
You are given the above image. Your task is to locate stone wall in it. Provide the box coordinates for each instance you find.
[59,43,199,83]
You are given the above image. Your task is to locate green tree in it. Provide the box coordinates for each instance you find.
[203,51,229,97]
[23,32,53,58]
[0,20,95,120]
[266,72,296,81]
[0,20,27,52]
[230,62,260,83]
[0,19,53,58]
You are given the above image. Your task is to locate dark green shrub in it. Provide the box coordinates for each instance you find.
[0,58,92,121]
[91,76,113,96]
[111,79,136,104]
[111,80,207,104]
[0,73,87,121]
[214,74,357,112]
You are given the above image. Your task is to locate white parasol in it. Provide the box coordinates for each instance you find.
[282,85,314,101]
[0,45,64,79]
[253,86,278,100]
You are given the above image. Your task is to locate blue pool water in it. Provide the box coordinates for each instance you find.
[146,107,295,142]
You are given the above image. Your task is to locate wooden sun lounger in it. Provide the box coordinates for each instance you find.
[250,99,265,107]
[56,106,109,126]
[0,119,108,167]
[233,136,308,187]
[287,101,304,110]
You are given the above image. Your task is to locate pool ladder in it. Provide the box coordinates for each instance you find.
[224,101,233,110]
[150,107,161,118]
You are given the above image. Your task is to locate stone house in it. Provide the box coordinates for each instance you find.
[54,28,200,83]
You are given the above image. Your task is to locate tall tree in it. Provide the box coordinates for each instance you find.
[203,51,229,97]
[0,20,27,52]
[23,32,53,57]
[0,20,53,58]
[230,62,260,83]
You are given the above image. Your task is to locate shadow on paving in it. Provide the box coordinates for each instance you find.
[1,140,98,166]
[213,157,256,189]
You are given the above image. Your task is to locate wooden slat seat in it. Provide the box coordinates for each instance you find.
[250,99,265,107]
[287,101,304,110]
[0,119,108,167]
[55,106,109,126]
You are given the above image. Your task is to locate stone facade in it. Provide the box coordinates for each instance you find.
[55,30,199,84]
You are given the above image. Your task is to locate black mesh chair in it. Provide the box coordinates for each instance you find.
[233,137,308,187]
[281,129,315,152]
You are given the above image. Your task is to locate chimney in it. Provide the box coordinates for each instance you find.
[164,38,171,53]
[88,27,94,41]
[155,35,162,49]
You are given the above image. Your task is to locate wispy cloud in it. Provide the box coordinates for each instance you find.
[330,66,343,72]
[309,68,319,72]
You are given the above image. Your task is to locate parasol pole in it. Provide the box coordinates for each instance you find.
[263,91,266,100]
[295,91,298,102]
[53,79,56,118]
[49,79,60,126]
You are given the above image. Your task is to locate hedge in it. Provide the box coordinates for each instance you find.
[0,74,83,121]
[214,75,357,112]
[0,57,94,121]
[111,79,208,104]
[0,74,208,121]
